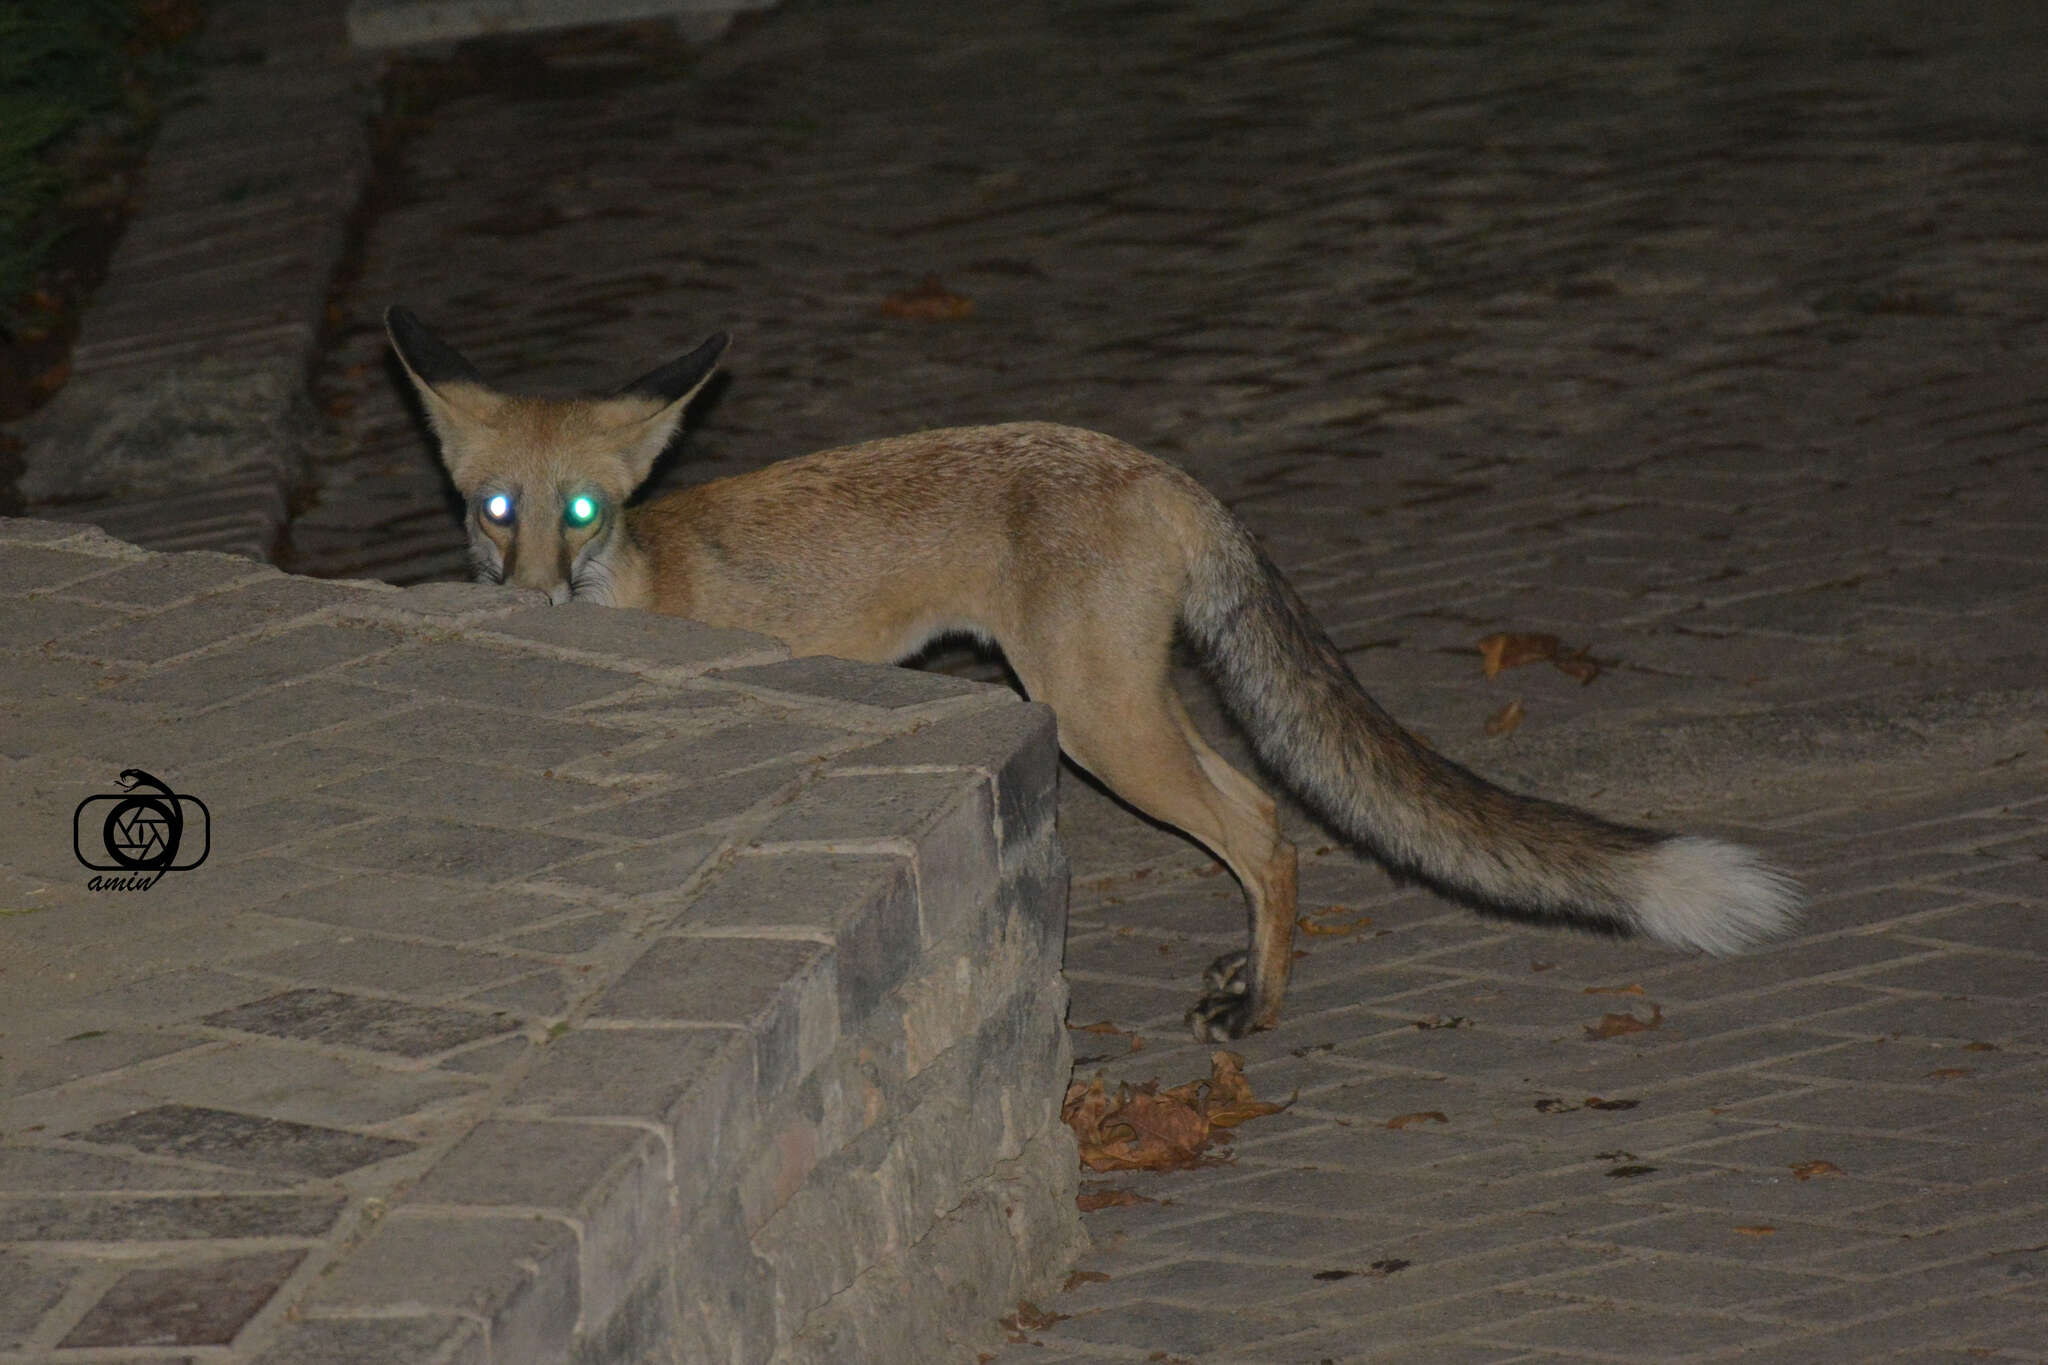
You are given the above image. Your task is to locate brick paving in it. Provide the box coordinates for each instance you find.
[13,0,2048,1358]
[304,1,2048,1359]
[1009,758,2048,1363]
[299,0,2047,783]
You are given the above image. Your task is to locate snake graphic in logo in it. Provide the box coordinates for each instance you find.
[75,768,210,886]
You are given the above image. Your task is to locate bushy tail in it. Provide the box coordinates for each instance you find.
[1178,517,1801,953]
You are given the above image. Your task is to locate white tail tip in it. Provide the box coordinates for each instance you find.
[1630,836,1804,955]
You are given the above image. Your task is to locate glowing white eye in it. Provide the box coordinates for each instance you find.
[563,495,599,528]
[481,493,515,526]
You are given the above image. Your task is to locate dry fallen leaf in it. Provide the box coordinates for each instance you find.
[1552,646,1602,685]
[1790,1160,1843,1181]
[1062,1051,1286,1171]
[1062,1270,1112,1291]
[1076,1187,1153,1212]
[1000,1301,1067,1332]
[1476,631,1608,685]
[1477,631,1561,677]
[1297,905,1375,936]
[1485,698,1526,736]
[1072,1018,1146,1063]
[1734,1225,1776,1237]
[1385,1110,1449,1130]
[1067,1073,1207,1172]
[1584,1004,1664,1040]
[881,275,974,321]
[1200,1050,1288,1129]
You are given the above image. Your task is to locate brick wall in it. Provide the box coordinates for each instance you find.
[0,519,1084,1362]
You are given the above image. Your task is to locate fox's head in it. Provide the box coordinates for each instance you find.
[385,307,727,605]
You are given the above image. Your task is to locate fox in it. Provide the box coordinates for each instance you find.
[385,306,1802,1040]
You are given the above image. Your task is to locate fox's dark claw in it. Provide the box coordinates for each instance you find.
[1187,951,1258,1041]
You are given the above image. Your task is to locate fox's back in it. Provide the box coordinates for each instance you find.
[629,422,1216,655]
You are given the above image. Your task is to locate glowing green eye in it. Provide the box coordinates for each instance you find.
[563,495,599,528]
[482,493,515,526]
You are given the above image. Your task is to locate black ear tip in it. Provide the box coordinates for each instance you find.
[384,306,484,388]
[613,331,732,403]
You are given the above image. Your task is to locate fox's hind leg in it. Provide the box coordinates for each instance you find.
[1163,691,1299,1038]
[1014,639,1298,1039]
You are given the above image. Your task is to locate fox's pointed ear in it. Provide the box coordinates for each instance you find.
[385,307,504,481]
[604,332,730,487]
[386,306,485,391]
[614,332,729,407]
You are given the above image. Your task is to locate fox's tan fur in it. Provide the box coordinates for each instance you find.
[388,307,1803,1040]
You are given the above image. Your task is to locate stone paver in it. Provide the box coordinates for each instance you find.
[6,0,2048,1359]
[346,0,776,49]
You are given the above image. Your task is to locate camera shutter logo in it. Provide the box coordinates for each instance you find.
[75,769,210,887]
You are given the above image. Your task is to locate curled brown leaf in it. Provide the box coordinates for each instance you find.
[1485,698,1527,736]
[1297,905,1375,936]
[1196,1050,1288,1129]
[1475,631,1606,684]
[1584,1004,1663,1040]
[1477,631,1561,677]
[1076,1187,1153,1212]
[881,275,974,320]
[1001,1301,1067,1332]
[1061,1052,1287,1171]
[1552,646,1602,685]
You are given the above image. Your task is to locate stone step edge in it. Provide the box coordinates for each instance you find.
[345,0,778,49]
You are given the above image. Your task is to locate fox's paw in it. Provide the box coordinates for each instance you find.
[1186,951,1258,1041]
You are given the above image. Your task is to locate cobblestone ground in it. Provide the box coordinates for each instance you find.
[296,1,2048,1359]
